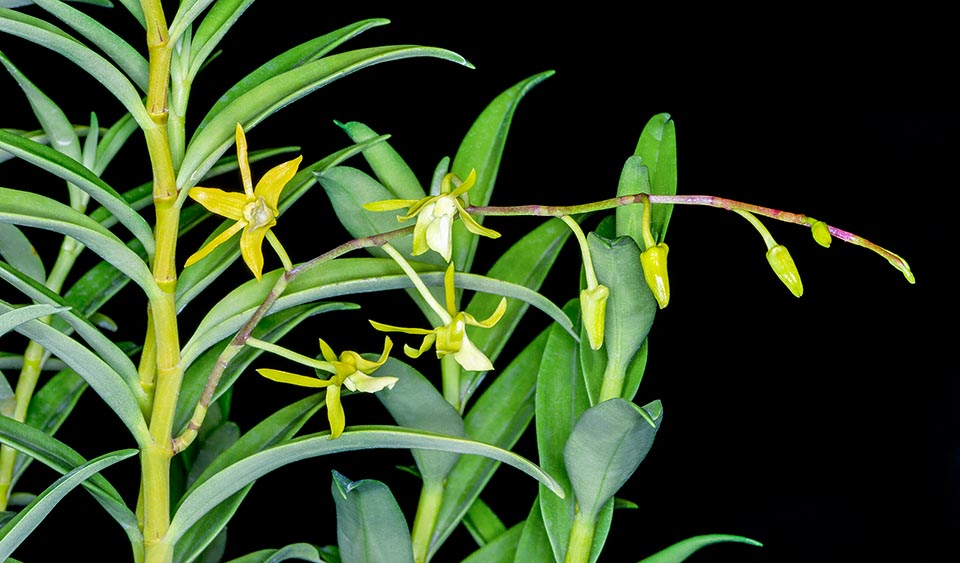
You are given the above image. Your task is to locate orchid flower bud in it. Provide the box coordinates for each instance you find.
[640,243,670,309]
[580,284,610,350]
[811,220,832,248]
[766,244,803,297]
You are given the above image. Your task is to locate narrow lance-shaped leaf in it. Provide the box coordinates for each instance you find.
[0,448,138,560]
[222,543,324,563]
[0,225,43,283]
[335,120,425,200]
[0,302,149,444]
[450,71,554,272]
[536,301,590,562]
[0,304,65,337]
[331,471,414,563]
[0,188,157,296]
[0,261,141,393]
[173,393,327,563]
[638,534,763,563]
[178,45,472,193]
[0,130,156,256]
[194,18,389,114]
[182,258,573,366]
[633,113,677,242]
[0,416,141,547]
[28,0,149,90]
[166,426,564,546]
[0,9,153,128]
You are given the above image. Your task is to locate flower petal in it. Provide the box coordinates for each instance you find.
[453,333,493,371]
[363,198,420,212]
[318,338,339,364]
[403,333,436,359]
[236,123,254,198]
[325,384,345,439]
[188,187,248,221]
[345,336,392,373]
[447,168,477,199]
[464,297,507,328]
[257,368,333,388]
[184,220,245,268]
[456,203,501,240]
[255,155,302,210]
[343,372,398,393]
[240,224,270,281]
[369,320,435,336]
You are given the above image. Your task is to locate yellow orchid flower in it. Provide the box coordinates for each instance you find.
[370,262,507,371]
[256,337,396,439]
[185,123,303,281]
[364,169,500,262]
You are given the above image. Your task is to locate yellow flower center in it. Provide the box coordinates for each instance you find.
[243,196,277,229]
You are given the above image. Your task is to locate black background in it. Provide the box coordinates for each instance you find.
[0,2,954,562]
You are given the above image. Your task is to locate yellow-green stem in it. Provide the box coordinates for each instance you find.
[598,359,626,403]
[564,509,597,563]
[139,3,181,562]
[440,354,461,413]
[411,479,445,563]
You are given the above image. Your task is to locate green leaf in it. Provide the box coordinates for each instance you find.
[431,329,549,558]
[336,120,425,200]
[462,217,572,404]
[195,18,389,119]
[172,393,326,563]
[614,155,652,250]
[331,471,414,563]
[461,523,522,563]
[0,261,142,397]
[13,365,90,486]
[0,301,149,443]
[536,301,589,563]
[638,534,762,563]
[223,543,324,563]
[0,304,64,337]
[0,51,82,164]
[0,189,154,296]
[28,0,148,90]
[463,498,507,547]
[564,399,662,520]
[583,232,657,403]
[0,446,137,559]
[0,131,156,258]
[376,357,465,484]
[0,9,152,128]
[316,165,418,257]
[167,426,563,546]
[0,0,110,7]
[450,71,553,272]
[513,497,554,563]
[179,45,471,192]
[633,113,677,243]
[182,258,573,366]
[93,112,139,175]
[168,0,221,45]
[0,226,43,283]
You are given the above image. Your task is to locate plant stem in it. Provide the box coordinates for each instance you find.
[441,354,461,413]
[564,510,597,563]
[411,479,445,563]
[467,193,914,282]
[597,359,626,403]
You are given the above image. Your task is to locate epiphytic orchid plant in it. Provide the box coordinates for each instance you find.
[0,2,914,563]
